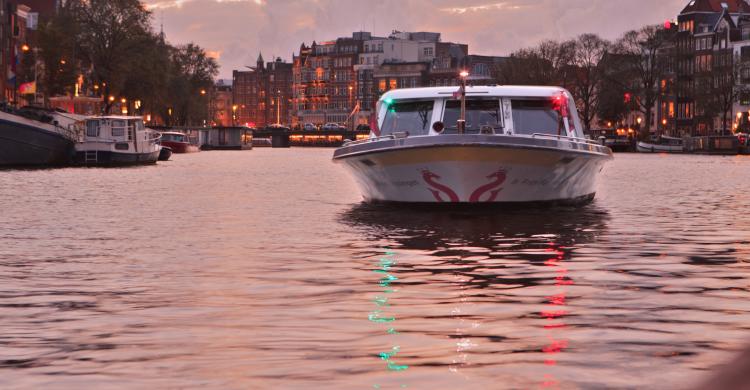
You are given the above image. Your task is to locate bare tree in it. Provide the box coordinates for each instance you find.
[614,25,676,137]
[715,53,749,134]
[496,40,575,87]
[570,34,610,132]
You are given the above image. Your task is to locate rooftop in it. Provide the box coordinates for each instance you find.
[379,86,568,102]
[681,0,750,13]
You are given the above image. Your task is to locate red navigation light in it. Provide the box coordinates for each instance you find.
[624,93,632,103]
[664,20,672,29]
[551,93,569,118]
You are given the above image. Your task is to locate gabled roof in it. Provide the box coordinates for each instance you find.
[681,0,750,14]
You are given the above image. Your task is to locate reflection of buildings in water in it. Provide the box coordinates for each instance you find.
[341,204,609,380]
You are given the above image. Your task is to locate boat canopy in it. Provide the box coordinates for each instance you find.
[376,86,585,139]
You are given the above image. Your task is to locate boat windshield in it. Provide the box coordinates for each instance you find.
[381,100,433,136]
[442,99,502,134]
[511,99,560,136]
[163,134,186,142]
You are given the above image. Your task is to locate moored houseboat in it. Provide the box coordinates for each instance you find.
[0,105,83,167]
[74,116,161,166]
[333,85,613,204]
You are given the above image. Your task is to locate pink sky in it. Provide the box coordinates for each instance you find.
[143,0,687,78]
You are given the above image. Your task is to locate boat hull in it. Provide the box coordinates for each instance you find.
[334,137,612,204]
[636,142,684,153]
[0,117,75,166]
[74,150,160,166]
[161,141,200,153]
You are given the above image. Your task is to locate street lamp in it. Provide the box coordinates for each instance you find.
[232,104,238,126]
[276,89,281,125]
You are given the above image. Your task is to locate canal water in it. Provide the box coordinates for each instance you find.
[1,150,749,389]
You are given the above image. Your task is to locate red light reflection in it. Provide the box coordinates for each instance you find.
[540,243,572,388]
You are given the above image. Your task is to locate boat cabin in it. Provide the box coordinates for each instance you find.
[160,132,189,143]
[84,116,150,143]
[374,86,585,139]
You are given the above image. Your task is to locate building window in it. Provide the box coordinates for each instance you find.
[379,79,386,92]
[389,79,397,90]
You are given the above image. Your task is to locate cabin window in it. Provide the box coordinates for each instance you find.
[510,99,561,135]
[381,100,433,136]
[86,121,99,137]
[442,99,502,134]
[111,119,126,137]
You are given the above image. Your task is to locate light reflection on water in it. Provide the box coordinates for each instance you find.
[1,151,750,389]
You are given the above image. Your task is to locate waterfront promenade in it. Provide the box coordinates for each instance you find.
[1,150,749,388]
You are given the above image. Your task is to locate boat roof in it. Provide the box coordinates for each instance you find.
[160,131,187,136]
[380,86,568,101]
[89,116,144,121]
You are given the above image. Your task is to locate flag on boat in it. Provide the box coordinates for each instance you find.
[452,84,464,99]
[19,81,36,95]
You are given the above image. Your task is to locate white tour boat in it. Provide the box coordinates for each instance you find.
[75,116,161,166]
[333,85,613,204]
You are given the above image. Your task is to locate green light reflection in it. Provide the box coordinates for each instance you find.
[369,251,409,388]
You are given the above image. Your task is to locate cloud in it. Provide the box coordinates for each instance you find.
[142,0,687,78]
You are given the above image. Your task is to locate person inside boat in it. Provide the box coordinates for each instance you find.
[442,99,502,134]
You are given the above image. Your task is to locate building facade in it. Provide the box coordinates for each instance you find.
[673,0,750,135]
[232,54,293,128]
[292,33,367,127]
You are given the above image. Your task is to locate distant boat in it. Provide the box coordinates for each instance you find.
[159,131,200,153]
[0,105,82,167]
[637,135,685,153]
[74,116,161,166]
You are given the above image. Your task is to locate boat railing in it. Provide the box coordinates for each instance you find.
[344,132,605,148]
[531,133,603,146]
[343,134,401,146]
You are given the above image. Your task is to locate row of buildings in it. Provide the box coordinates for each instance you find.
[216,0,750,137]
[662,0,750,135]
[641,0,750,136]
[222,30,504,129]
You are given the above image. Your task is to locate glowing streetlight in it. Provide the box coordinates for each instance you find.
[200,89,206,95]
[459,70,470,78]
[636,117,642,125]
[108,96,115,102]
[21,44,30,52]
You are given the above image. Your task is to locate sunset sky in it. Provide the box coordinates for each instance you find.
[143,0,688,78]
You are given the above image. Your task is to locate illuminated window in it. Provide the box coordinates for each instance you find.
[379,79,386,91]
[389,79,397,90]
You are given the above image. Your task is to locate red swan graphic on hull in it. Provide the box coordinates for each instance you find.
[421,169,460,202]
[469,169,507,202]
